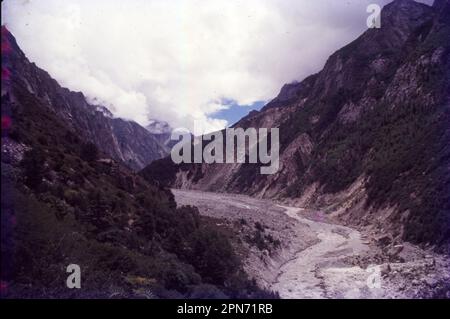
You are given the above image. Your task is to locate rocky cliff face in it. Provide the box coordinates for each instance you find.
[2,29,169,170]
[142,0,450,251]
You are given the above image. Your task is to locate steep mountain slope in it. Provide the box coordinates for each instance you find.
[142,0,450,251]
[145,120,174,150]
[1,27,275,298]
[2,29,169,170]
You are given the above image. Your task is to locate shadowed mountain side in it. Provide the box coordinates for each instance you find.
[2,29,169,170]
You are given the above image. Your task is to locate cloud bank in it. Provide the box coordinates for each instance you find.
[1,0,433,132]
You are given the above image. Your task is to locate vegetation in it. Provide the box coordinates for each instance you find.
[20,148,45,190]
[282,22,450,250]
[80,142,98,162]
[1,84,276,298]
[243,222,281,254]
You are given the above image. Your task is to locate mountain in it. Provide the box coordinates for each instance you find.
[145,119,175,150]
[1,26,275,298]
[142,0,450,252]
[146,119,172,135]
[2,30,169,170]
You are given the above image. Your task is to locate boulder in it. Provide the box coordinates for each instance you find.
[376,234,392,247]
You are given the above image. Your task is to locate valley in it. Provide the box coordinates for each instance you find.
[173,189,450,299]
[2,0,449,300]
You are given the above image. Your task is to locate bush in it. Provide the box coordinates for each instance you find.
[189,284,228,299]
[188,227,239,285]
[80,142,98,162]
[21,148,45,190]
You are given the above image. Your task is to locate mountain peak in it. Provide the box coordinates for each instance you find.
[1,25,12,39]
[1,25,22,56]
[146,119,172,135]
[387,0,429,8]
[433,0,449,9]
[382,0,432,22]
[2,27,170,170]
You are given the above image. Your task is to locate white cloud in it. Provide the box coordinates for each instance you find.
[1,0,433,132]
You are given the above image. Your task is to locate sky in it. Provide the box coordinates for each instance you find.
[1,0,433,133]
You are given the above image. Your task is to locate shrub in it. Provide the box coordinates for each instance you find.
[80,142,98,162]
[188,227,239,285]
[21,147,45,190]
[189,284,228,299]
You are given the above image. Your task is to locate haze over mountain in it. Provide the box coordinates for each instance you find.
[1,0,449,300]
[142,0,450,252]
[1,25,275,298]
[2,0,434,133]
[2,29,170,170]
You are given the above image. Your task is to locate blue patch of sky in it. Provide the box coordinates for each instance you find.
[213,99,266,127]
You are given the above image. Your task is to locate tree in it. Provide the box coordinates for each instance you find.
[21,148,45,190]
[188,227,239,285]
[80,142,98,162]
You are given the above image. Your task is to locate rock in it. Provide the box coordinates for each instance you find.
[396,257,406,263]
[377,235,392,247]
[424,277,439,288]
[393,244,404,253]
[423,258,436,270]
[380,264,391,277]
[387,244,404,259]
